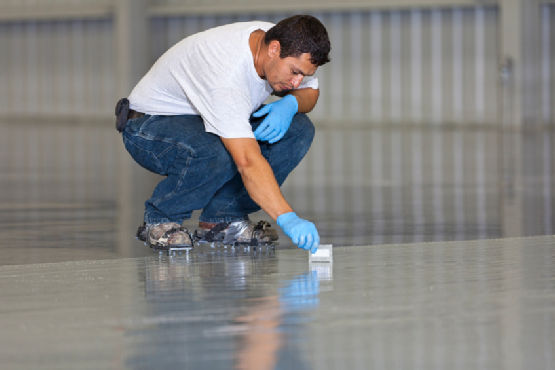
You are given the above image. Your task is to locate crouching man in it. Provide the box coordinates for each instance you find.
[116,15,331,253]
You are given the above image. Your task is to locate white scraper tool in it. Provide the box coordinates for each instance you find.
[309,244,333,263]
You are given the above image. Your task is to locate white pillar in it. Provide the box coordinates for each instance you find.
[113,0,150,255]
[114,0,150,99]
[499,0,542,129]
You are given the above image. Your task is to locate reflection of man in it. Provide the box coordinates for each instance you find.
[235,272,320,370]
[117,15,330,253]
[234,296,283,370]
[133,254,318,369]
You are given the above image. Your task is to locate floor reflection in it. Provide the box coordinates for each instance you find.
[0,234,552,369]
[127,250,327,369]
[0,122,553,264]
[283,126,555,246]
[0,121,553,368]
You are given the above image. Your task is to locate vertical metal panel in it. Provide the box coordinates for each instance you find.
[0,19,114,117]
[149,8,498,125]
[390,129,404,243]
[452,8,464,122]
[543,133,553,234]
[431,9,442,124]
[348,13,364,121]
[542,5,550,124]
[0,8,500,120]
[483,6,498,124]
[0,23,8,114]
[371,129,385,244]
[286,127,499,246]
[0,0,113,6]
[412,130,424,242]
[461,8,476,123]
[370,12,383,121]
[542,5,554,125]
[328,14,344,120]
[475,7,485,123]
[453,131,465,239]
[432,130,444,240]
[551,4,554,125]
[411,10,423,123]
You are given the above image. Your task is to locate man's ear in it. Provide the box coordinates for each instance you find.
[268,40,281,58]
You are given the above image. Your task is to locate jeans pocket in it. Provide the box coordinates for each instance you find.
[124,114,152,134]
[123,135,167,175]
[137,115,164,138]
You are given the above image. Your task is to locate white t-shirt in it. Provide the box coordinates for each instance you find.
[128,21,319,139]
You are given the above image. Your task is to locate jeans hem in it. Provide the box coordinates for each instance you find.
[198,215,249,224]
[144,217,181,225]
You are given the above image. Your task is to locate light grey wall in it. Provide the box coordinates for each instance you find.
[151,8,499,125]
[0,2,553,125]
[0,0,111,5]
[0,19,114,118]
[148,0,496,14]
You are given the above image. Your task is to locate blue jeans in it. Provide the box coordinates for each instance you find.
[122,112,315,224]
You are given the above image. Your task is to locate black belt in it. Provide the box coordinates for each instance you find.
[115,98,145,133]
[128,109,145,120]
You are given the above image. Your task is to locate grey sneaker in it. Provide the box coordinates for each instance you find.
[195,220,278,246]
[136,222,193,251]
[135,222,148,243]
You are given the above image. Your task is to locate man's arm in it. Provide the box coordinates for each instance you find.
[220,137,292,220]
[273,88,320,113]
[221,136,319,252]
[288,87,319,113]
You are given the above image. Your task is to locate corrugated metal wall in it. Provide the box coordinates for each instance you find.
[0,0,112,7]
[0,4,553,250]
[150,8,499,125]
[146,8,507,248]
[1,4,554,124]
[0,19,114,118]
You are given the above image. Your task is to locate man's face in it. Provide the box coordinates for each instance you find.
[265,52,318,92]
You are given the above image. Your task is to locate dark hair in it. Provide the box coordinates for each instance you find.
[264,15,331,66]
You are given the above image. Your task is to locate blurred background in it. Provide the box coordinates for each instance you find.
[1,3,554,368]
[0,0,554,262]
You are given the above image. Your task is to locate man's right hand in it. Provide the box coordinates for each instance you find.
[277,212,320,253]
[219,137,318,253]
[252,95,298,144]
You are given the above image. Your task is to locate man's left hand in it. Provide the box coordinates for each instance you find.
[253,95,298,144]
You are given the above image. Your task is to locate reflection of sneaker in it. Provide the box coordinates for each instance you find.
[194,220,279,246]
[136,222,193,251]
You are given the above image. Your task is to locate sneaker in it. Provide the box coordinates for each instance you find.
[195,219,278,246]
[136,222,193,250]
[135,222,148,242]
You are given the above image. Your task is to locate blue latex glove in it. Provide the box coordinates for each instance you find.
[277,212,320,253]
[252,95,298,144]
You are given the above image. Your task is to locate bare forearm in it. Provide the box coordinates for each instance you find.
[238,155,293,221]
[220,136,319,252]
[288,88,319,113]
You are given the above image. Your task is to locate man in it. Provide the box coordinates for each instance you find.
[116,15,331,253]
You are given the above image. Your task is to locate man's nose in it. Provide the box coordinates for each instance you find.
[291,75,303,89]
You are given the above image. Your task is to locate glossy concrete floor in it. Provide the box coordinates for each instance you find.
[0,121,554,369]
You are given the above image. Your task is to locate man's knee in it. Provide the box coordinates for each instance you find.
[290,113,315,152]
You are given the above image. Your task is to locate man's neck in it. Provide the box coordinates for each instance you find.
[249,30,266,78]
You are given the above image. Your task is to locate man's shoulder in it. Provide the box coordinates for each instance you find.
[204,20,274,35]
